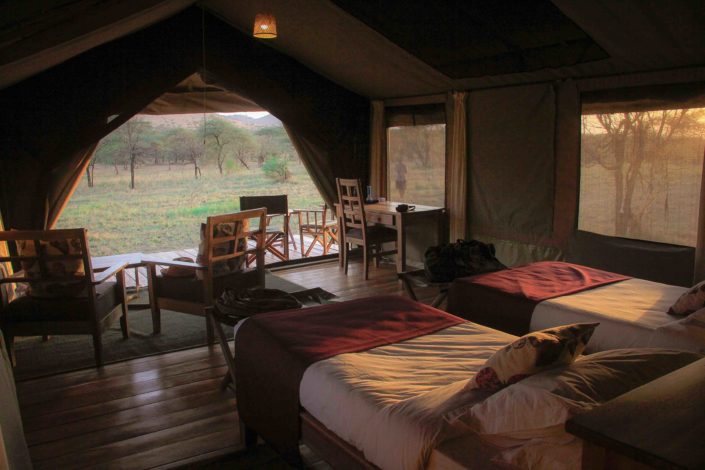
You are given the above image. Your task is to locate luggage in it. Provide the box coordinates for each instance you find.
[424,239,506,282]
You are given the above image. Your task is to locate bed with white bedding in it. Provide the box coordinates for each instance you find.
[530,278,702,353]
[235,295,702,470]
[447,262,704,354]
[300,321,515,470]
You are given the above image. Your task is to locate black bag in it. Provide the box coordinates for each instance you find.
[215,287,302,321]
[424,239,506,282]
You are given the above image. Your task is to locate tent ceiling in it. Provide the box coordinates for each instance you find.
[0,0,196,90]
[330,0,608,79]
[1,0,705,99]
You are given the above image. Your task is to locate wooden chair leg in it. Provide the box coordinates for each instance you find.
[363,245,369,280]
[344,243,350,274]
[205,314,215,345]
[374,244,381,268]
[147,265,161,335]
[117,269,129,339]
[92,330,103,368]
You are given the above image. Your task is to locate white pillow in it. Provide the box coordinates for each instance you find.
[650,307,705,354]
[451,348,702,439]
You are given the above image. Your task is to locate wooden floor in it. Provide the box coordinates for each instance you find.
[121,233,338,288]
[16,259,427,469]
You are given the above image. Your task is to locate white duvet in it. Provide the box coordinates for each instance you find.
[300,321,515,470]
[530,278,703,353]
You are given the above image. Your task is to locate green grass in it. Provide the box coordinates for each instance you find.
[56,162,324,256]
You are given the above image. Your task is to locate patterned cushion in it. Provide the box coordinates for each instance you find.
[17,238,86,298]
[471,323,598,391]
[196,221,248,280]
[668,280,705,316]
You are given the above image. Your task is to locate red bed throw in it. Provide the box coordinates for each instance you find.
[447,261,630,335]
[235,295,463,464]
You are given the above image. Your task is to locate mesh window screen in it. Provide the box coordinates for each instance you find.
[386,104,446,206]
[579,106,705,247]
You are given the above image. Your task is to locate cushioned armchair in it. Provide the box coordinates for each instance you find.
[144,209,267,344]
[0,229,129,367]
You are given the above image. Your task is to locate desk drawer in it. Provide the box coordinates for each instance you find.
[367,213,394,225]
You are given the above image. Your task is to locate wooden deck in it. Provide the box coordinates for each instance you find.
[16,260,439,469]
[119,233,338,289]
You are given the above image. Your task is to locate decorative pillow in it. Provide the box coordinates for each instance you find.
[17,238,86,298]
[454,348,702,439]
[668,280,705,316]
[161,257,197,278]
[470,323,598,391]
[196,221,248,280]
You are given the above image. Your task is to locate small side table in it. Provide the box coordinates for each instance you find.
[207,287,337,391]
[398,269,450,308]
[92,252,147,307]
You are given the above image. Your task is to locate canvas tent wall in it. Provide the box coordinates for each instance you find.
[0,6,369,232]
[1,0,704,284]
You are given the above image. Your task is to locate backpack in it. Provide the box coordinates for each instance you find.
[423,239,506,283]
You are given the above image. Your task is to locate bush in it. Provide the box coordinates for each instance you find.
[262,154,290,182]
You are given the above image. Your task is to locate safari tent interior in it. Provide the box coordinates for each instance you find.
[1,1,705,469]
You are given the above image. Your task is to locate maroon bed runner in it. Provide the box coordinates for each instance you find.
[447,261,630,336]
[235,295,463,464]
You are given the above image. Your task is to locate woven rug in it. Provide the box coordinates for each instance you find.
[12,273,307,381]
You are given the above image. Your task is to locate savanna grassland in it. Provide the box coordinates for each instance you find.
[56,161,324,256]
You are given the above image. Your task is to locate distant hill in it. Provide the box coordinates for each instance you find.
[137,113,282,130]
[223,113,282,128]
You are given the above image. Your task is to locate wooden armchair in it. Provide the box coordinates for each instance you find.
[336,178,397,280]
[0,229,129,367]
[297,206,338,257]
[144,209,267,344]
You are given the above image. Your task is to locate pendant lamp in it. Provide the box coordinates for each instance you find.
[253,13,277,39]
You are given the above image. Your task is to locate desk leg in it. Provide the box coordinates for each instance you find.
[396,213,407,273]
[338,215,345,267]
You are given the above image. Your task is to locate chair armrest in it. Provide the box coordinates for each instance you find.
[141,256,206,270]
[92,262,128,285]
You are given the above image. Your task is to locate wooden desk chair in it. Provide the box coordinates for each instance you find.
[297,206,338,257]
[0,229,129,367]
[336,178,397,280]
[144,209,266,344]
[240,195,291,263]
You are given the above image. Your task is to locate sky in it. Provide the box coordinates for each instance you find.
[219,111,270,119]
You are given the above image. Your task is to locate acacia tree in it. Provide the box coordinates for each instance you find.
[114,118,152,189]
[199,117,255,174]
[584,109,700,238]
[164,128,203,178]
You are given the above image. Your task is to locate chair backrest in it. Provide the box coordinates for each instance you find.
[239,195,288,215]
[0,229,93,297]
[336,178,367,240]
[203,209,267,288]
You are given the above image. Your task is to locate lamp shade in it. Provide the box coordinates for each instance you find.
[253,13,277,39]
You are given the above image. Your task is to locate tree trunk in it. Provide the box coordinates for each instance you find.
[113,162,119,175]
[130,155,136,189]
[194,163,201,179]
[85,167,93,188]
[217,159,224,175]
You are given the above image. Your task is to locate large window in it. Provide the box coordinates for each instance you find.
[579,107,705,246]
[385,103,446,206]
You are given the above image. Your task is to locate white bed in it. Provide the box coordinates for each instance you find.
[299,321,581,470]
[530,278,705,354]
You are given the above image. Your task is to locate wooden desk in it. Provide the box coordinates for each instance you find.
[337,201,447,273]
[566,357,705,470]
